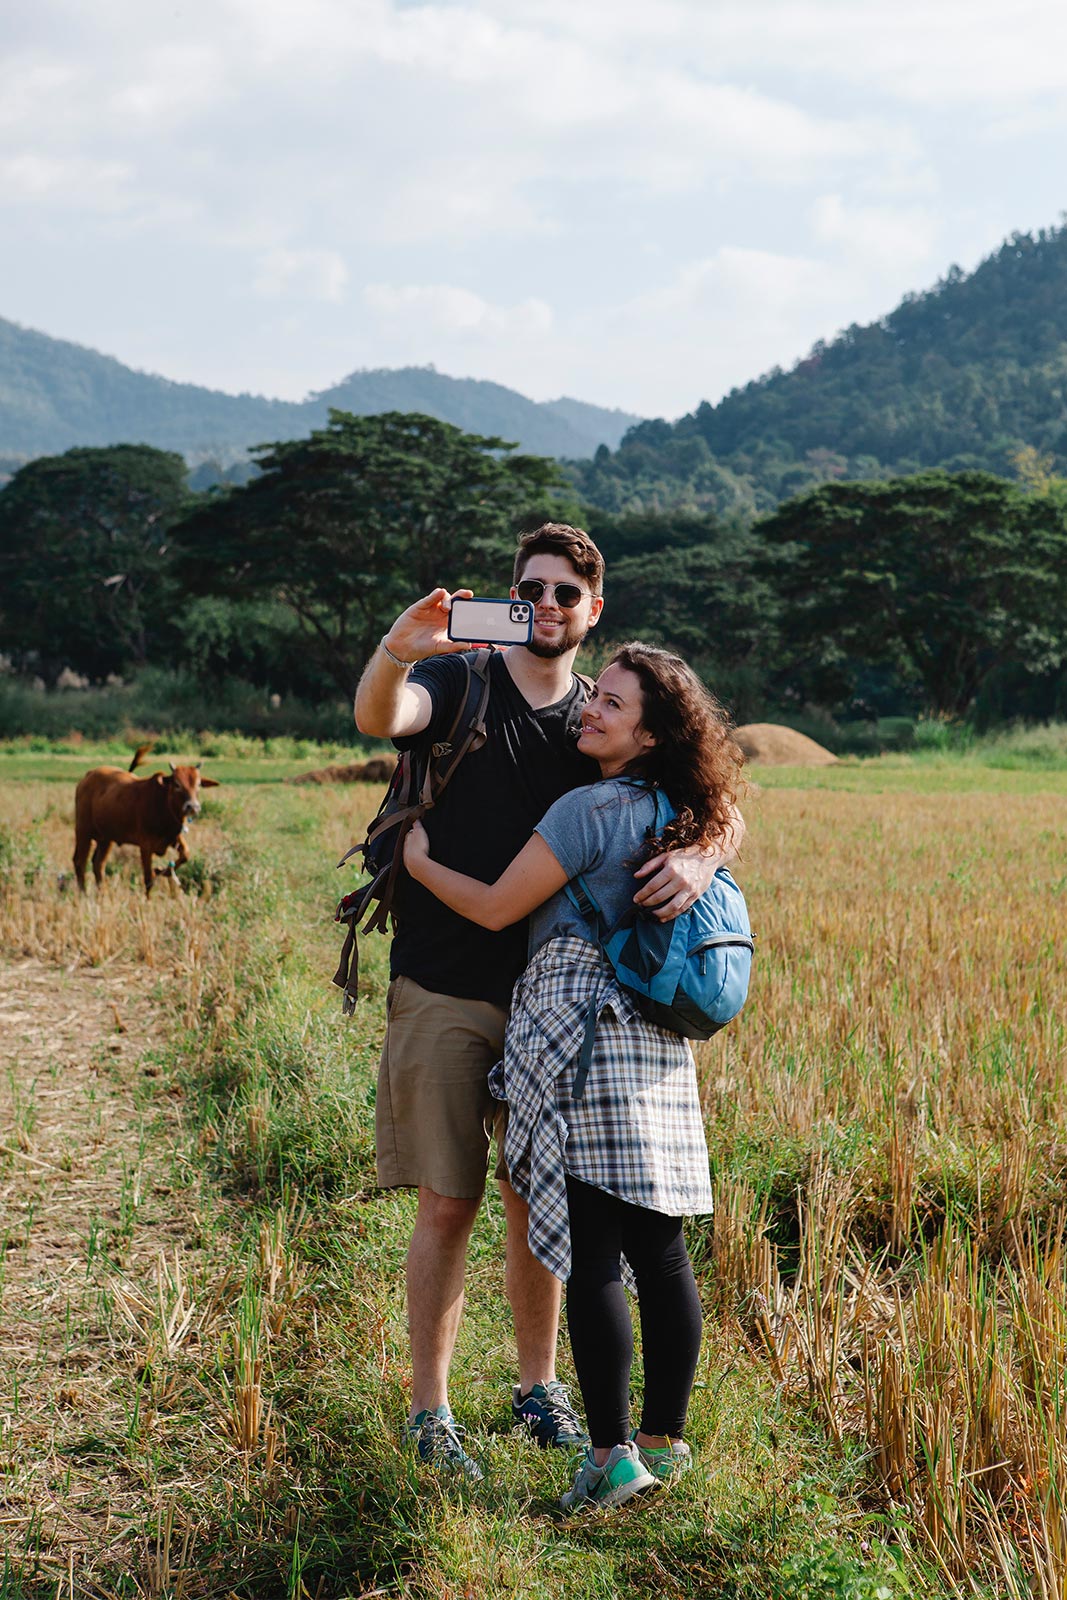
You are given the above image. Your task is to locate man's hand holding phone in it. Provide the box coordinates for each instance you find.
[381,587,475,664]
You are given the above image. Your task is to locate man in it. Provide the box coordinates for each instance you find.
[355,523,736,1478]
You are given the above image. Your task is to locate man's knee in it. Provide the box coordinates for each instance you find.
[415,1187,481,1243]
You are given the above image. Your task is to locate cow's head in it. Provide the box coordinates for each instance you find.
[164,762,220,820]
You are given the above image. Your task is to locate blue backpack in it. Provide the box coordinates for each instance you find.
[564,784,754,1098]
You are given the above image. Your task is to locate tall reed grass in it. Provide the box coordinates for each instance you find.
[706,785,1067,1590]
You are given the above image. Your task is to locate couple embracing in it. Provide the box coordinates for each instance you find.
[355,522,744,1509]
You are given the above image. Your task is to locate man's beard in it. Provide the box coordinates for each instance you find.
[525,617,590,659]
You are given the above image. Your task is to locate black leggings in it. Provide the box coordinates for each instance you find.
[564,1174,703,1448]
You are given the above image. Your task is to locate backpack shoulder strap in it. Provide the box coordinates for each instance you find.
[564,874,606,936]
[425,647,494,804]
[373,648,495,917]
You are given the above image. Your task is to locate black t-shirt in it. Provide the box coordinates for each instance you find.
[389,651,596,1006]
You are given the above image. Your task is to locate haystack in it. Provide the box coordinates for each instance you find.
[287,756,395,785]
[733,723,837,766]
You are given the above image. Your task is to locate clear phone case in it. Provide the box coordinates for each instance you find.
[447,597,534,645]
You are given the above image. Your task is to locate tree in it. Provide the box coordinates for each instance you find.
[756,470,1067,716]
[1012,443,1065,496]
[0,445,192,684]
[172,411,566,697]
[576,510,777,719]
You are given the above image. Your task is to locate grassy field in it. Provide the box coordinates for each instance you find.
[1,757,1066,1597]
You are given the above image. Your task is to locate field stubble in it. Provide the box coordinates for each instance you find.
[708,786,1067,1593]
[1,772,1066,1596]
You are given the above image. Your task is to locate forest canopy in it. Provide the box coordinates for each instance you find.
[2,416,1066,735]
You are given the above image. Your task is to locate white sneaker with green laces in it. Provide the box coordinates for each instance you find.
[560,1442,656,1510]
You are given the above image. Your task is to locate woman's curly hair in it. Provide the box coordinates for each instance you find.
[606,641,745,857]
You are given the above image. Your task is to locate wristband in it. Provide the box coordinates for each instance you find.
[379,637,419,671]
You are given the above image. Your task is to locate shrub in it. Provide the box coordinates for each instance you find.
[912,715,976,754]
[0,820,46,891]
[0,670,360,744]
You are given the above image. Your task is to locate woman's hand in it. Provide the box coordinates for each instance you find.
[403,819,431,879]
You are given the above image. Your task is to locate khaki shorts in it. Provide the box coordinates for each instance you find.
[375,974,509,1198]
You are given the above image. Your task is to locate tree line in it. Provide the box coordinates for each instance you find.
[2,410,1066,733]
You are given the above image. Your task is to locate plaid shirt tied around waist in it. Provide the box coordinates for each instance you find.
[490,935,714,1283]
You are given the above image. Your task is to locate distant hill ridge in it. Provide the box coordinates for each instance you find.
[0,319,642,466]
[573,222,1067,514]
[8,220,1066,502]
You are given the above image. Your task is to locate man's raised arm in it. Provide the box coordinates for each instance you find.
[354,587,472,738]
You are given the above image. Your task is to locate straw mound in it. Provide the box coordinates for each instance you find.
[287,756,395,786]
[733,723,837,767]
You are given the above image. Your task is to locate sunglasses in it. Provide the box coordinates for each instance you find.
[515,579,590,609]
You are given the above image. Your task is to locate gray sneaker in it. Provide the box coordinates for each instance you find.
[406,1405,484,1481]
[512,1380,589,1450]
[560,1442,656,1510]
[632,1433,693,1485]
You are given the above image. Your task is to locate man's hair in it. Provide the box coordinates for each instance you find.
[513,523,605,596]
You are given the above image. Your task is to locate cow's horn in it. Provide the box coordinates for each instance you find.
[168,763,176,774]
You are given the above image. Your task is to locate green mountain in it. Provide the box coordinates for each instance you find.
[0,319,640,467]
[314,367,638,456]
[574,223,1067,515]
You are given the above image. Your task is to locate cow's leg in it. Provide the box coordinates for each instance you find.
[139,845,155,896]
[173,835,190,868]
[153,860,180,893]
[73,831,92,894]
[91,840,114,887]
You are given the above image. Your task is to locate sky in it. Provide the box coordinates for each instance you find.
[2,0,1066,421]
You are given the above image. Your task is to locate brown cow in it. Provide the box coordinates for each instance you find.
[73,753,219,895]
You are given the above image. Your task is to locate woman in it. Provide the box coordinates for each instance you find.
[403,641,744,1510]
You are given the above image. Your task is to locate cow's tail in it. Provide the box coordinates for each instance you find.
[128,741,155,773]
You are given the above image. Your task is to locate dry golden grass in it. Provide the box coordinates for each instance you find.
[5,769,1067,1594]
[0,780,361,1594]
[706,786,1067,1590]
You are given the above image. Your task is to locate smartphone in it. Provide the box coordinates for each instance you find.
[447,597,533,645]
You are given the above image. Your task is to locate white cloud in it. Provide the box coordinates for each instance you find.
[253,248,349,303]
[479,0,1067,107]
[374,162,551,245]
[0,152,133,208]
[0,60,80,130]
[109,45,227,121]
[596,246,853,410]
[0,0,923,267]
[363,282,553,340]
[0,0,1063,418]
[348,243,915,418]
[811,194,938,271]
[634,247,834,320]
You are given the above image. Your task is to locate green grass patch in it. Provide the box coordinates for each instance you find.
[750,754,1067,793]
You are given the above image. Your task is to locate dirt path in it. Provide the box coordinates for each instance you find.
[0,957,201,1583]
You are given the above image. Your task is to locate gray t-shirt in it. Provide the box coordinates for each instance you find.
[529,778,659,956]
